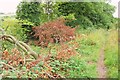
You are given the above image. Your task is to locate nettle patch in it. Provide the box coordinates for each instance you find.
[32,18,75,47]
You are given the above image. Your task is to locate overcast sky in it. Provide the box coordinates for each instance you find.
[0,0,119,17]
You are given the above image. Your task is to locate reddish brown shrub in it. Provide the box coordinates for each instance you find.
[32,18,75,47]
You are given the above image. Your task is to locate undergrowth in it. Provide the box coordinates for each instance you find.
[1,28,118,78]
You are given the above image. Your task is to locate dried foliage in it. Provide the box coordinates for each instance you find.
[1,48,64,78]
[56,44,77,61]
[32,18,75,47]
[2,48,24,69]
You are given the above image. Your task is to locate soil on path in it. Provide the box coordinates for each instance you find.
[97,47,107,78]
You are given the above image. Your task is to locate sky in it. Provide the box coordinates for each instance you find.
[109,0,119,18]
[0,0,119,18]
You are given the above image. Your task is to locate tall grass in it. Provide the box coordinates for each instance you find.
[104,29,118,78]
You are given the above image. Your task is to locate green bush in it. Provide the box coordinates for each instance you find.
[65,15,94,28]
[16,1,41,26]
[1,17,27,41]
[58,2,116,29]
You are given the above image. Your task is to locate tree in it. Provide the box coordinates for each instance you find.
[39,1,60,24]
[16,1,41,26]
[16,1,42,40]
[58,2,116,29]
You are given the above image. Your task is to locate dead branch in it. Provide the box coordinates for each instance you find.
[5,38,27,52]
[0,28,38,59]
[19,41,38,59]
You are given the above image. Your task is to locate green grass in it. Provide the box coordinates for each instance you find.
[104,29,118,78]
[73,29,107,77]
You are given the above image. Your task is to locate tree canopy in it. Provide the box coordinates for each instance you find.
[16,1,116,29]
[16,1,41,26]
[58,2,116,28]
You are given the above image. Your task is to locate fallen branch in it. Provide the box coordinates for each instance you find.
[19,41,38,59]
[0,28,38,59]
[5,38,27,52]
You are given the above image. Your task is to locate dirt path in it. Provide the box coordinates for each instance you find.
[97,47,107,78]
